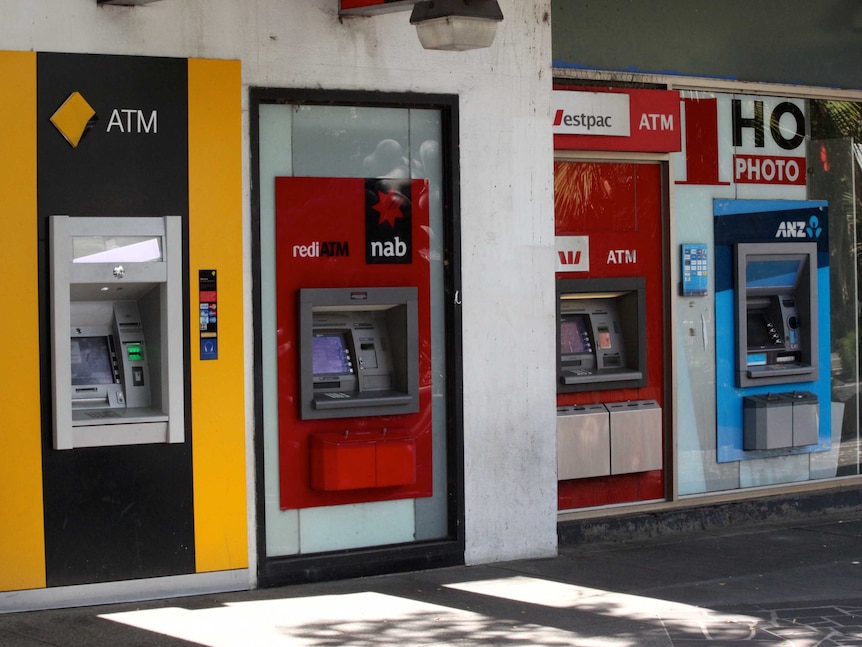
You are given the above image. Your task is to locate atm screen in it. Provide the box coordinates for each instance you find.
[746,259,803,289]
[560,315,590,354]
[312,332,353,375]
[747,311,775,348]
[70,336,115,385]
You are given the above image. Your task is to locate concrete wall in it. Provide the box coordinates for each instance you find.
[0,0,557,566]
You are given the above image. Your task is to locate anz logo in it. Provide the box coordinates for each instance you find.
[775,215,822,239]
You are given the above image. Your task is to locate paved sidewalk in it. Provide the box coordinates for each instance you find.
[2,512,862,646]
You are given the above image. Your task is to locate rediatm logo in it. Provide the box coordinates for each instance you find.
[775,215,823,239]
[292,241,350,257]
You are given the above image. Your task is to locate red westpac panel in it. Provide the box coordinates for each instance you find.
[555,162,666,508]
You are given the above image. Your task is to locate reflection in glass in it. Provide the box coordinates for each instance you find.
[72,236,163,263]
[810,99,862,478]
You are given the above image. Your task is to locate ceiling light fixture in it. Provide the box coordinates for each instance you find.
[409,0,503,51]
[97,0,163,6]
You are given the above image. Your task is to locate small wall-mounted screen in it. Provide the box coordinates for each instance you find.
[71,336,115,385]
[312,332,353,375]
[746,259,802,289]
[596,325,613,350]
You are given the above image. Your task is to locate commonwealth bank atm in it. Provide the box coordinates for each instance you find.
[49,216,184,450]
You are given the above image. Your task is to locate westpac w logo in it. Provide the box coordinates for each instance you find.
[558,250,581,265]
[555,236,589,272]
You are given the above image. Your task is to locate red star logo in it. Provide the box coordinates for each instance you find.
[372,190,406,228]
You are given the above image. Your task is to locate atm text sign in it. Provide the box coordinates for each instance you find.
[553,87,681,153]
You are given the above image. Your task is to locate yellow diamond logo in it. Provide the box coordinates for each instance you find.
[50,92,97,148]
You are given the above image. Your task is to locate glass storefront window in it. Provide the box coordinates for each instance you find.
[809,100,862,478]
[674,92,862,495]
[257,101,451,556]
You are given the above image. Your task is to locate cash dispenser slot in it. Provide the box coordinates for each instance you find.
[298,287,420,420]
[556,277,647,393]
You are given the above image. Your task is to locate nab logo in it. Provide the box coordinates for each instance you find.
[775,215,822,239]
[292,241,349,258]
[370,236,407,258]
[366,178,412,265]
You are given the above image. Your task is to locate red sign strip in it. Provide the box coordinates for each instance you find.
[553,86,681,153]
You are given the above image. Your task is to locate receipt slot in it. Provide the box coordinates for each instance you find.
[735,242,818,388]
[298,286,419,420]
[50,216,184,450]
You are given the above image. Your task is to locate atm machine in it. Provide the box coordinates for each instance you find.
[734,241,820,450]
[49,215,184,450]
[298,286,419,420]
[735,242,817,388]
[555,277,662,482]
[557,277,646,392]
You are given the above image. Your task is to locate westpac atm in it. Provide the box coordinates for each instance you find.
[49,216,184,450]
[555,276,662,482]
[556,277,647,392]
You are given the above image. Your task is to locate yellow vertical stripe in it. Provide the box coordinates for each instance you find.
[0,51,46,591]
[187,58,248,572]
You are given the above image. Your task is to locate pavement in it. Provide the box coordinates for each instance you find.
[2,512,862,646]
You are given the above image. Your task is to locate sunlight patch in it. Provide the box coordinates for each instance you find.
[102,591,585,646]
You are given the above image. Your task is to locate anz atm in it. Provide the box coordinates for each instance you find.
[49,215,184,450]
[714,200,830,461]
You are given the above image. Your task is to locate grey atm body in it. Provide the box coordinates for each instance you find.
[50,216,184,450]
[556,277,647,393]
[298,286,419,420]
[735,242,818,388]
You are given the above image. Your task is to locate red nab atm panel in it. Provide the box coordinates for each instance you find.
[275,177,432,510]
